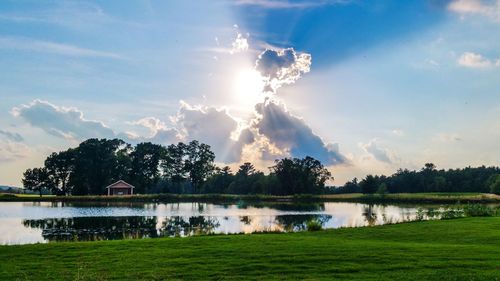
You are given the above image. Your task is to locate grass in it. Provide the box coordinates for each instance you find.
[1,217,500,280]
[1,192,499,204]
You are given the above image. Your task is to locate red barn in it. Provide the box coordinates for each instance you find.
[106,180,135,196]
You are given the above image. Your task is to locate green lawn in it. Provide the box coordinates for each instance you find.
[1,218,500,280]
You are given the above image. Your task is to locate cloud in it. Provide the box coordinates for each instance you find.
[448,0,500,22]
[392,129,404,136]
[0,140,31,162]
[234,0,351,9]
[230,32,249,54]
[11,100,116,141]
[126,117,180,145]
[173,101,254,163]
[252,100,346,165]
[0,37,122,59]
[0,130,24,142]
[457,52,495,68]
[360,139,398,164]
[434,133,462,142]
[255,48,311,93]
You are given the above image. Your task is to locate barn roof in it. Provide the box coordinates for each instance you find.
[106,180,135,189]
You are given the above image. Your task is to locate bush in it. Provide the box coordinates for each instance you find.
[415,208,425,221]
[463,204,494,217]
[306,220,323,231]
[440,207,465,220]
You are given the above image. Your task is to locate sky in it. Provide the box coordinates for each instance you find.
[0,0,499,186]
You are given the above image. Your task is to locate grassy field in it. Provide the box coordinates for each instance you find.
[1,217,499,280]
[1,192,499,204]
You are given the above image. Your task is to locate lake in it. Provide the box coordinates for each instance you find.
[1,201,430,245]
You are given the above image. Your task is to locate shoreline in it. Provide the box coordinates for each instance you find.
[1,192,499,204]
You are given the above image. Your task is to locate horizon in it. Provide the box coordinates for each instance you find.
[1,0,500,186]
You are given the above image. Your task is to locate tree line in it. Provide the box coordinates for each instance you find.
[22,138,332,196]
[336,163,500,195]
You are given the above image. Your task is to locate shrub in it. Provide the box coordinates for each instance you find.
[440,207,465,220]
[415,208,425,221]
[426,208,439,219]
[306,220,323,231]
[463,204,494,217]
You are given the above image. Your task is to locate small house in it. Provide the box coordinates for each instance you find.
[106,180,134,196]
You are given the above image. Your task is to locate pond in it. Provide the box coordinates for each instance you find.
[0,201,433,245]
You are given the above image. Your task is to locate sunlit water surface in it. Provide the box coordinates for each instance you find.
[0,201,427,245]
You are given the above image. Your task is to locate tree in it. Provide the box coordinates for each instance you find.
[129,142,165,193]
[70,139,126,195]
[377,183,388,195]
[162,142,188,183]
[360,175,378,194]
[22,168,50,197]
[44,149,75,195]
[269,156,332,195]
[229,163,263,194]
[488,174,500,195]
[202,166,234,193]
[183,140,215,192]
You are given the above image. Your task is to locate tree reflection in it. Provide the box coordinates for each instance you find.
[362,205,378,226]
[160,216,220,237]
[23,216,158,242]
[23,216,220,242]
[274,214,332,231]
[240,216,252,225]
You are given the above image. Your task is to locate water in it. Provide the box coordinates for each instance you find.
[0,201,425,245]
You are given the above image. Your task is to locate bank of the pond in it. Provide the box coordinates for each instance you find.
[1,192,499,204]
[1,217,499,280]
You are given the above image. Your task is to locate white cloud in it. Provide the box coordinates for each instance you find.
[11,99,116,141]
[0,140,31,162]
[255,48,311,93]
[252,99,346,165]
[392,129,404,136]
[457,52,494,68]
[0,36,122,59]
[172,101,254,163]
[448,0,500,22]
[129,117,168,137]
[360,139,399,164]
[230,33,249,54]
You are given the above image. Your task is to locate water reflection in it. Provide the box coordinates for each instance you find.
[21,214,336,242]
[22,216,223,242]
[275,214,332,231]
[0,201,435,245]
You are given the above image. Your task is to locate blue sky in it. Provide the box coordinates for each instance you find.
[0,0,499,186]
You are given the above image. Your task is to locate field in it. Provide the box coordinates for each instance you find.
[1,192,499,204]
[1,217,499,280]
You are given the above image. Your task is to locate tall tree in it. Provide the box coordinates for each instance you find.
[184,140,215,192]
[162,142,188,183]
[22,168,50,197]
[130,142,165,193]
[70,139,125,195]
[270,156,332,195]
[44,149,75,195]
[360,175,378,194]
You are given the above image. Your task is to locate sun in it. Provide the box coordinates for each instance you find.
[232,68,265,108]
